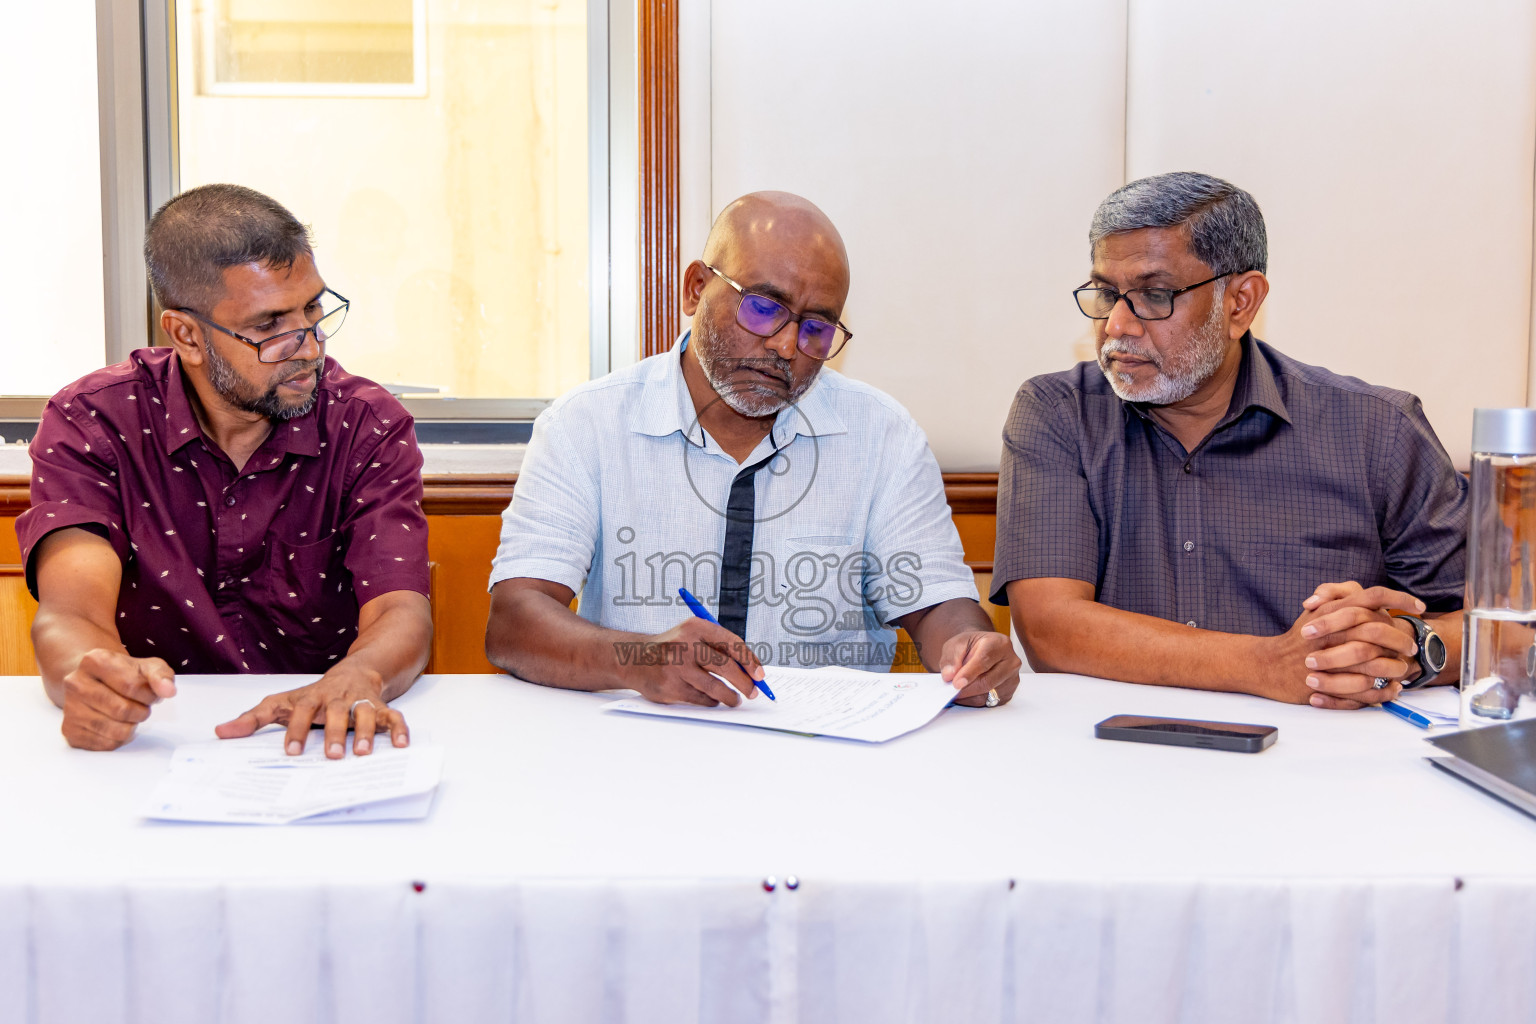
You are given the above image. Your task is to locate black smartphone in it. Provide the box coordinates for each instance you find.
[1094,714,1277,753]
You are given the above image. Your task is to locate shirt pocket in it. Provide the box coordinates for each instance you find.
[781,536,882,635]
[1243,540,1384,583]
[264,536,354,659]
[1239,540,1388,630]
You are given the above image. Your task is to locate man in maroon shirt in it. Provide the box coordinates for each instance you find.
[18,184,432,757]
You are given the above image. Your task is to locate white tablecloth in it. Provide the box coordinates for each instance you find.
[2,672,1534,1024]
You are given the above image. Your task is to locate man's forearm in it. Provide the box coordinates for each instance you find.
[900,598,998,672]
[1017,595,1270,696]
[486,586,646,691]
[31,608,128,707]
[337,596,433,700]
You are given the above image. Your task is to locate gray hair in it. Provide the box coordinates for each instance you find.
[144,183,313,311]
[1089,171,1267,275]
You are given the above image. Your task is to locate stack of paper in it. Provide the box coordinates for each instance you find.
[602,665,962,742]
[1395,685,1461,727]
[144,733,445,824]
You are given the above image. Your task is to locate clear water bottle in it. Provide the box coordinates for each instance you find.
[1462,408,1536,727]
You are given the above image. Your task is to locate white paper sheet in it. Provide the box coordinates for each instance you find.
[1397,686,1462,727]
[144,733,445,824]
[601,665,960,742]
[301,789,439,824]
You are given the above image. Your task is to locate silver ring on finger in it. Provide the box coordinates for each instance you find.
[1372,677,1390,690]
[349,698,381,723]
[985,689,1000,708]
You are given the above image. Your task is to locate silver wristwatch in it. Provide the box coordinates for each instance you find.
[1397,614,1446,690]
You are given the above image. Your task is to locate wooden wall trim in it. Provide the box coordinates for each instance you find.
[2,473,999,518]
[940,472,1001,515]
[421,476,520,516]
[417,473,998,516]
[1,484,27,516]
[639,0,680,359]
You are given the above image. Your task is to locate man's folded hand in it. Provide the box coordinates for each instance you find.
[1262,581,1423,709]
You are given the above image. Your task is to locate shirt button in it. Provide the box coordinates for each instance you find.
[1187,620,1198,628]
[1183,463,1192,473]
[1183,540,1195,552]
[225,495,237,507]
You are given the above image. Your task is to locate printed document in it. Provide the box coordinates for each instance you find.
[144,733,445,824]
[602,665,960,742]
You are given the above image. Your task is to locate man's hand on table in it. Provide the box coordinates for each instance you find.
[214,664,409,758]
[629,617,767,707]
[1259,581,1424,710]
[941,629,1023,707]
[59,649,177,750]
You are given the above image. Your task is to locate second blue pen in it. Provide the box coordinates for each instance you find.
[1381,700,1431,729]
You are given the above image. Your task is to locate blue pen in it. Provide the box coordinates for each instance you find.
[677,587,775,700]
[1382,700,1431,729]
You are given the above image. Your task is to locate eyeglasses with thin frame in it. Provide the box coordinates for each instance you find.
[703,264,852,360]
[1072,272,1248,322]
[175,288,350,363]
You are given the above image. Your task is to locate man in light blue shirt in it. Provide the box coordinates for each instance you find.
[485,191,1019,708]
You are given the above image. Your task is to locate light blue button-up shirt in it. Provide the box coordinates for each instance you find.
[490,335,977,672]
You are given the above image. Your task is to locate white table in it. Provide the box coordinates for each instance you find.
[2,672,1534,1024]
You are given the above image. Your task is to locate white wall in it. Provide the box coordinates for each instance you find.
[0,5,106,397]
[704,0,1536,470]
[708,0,1125,471]
[1126,0,1536,469]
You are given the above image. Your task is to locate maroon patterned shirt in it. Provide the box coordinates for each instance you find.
[17,348,429,673]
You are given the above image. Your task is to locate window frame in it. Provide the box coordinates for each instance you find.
[6,0,672,431]
[195,0,430,99]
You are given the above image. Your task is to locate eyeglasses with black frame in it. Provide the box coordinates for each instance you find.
[175,288,350,363]
[703,264,853,360]
[1073,271,1249,322]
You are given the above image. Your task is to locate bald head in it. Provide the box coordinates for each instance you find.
[702,191,850,297]
[681,191,852,419]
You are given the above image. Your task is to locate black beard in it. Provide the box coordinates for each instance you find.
[203,342,319,421]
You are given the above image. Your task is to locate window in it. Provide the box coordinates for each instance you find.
[1,0,648,433]
[2,4,105,401]
[200,0,426,96]
[174,0,591,403]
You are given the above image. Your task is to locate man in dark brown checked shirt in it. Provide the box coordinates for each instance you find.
[992,172,1467,710]
[18,185,432,755]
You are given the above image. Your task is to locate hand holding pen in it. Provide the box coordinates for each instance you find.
[678,588,776,701]
[619,590,770,708]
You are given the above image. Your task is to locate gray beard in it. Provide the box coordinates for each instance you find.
[1097,292,1228,405]
[203,341,320,422]
[693,318,813,417]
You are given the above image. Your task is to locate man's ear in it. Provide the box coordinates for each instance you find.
[1225,271,1270,340]
[680,260,710,317]
[161,309,207,368]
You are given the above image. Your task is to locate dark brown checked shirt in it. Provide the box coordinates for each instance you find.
[17,348,430,673]
[991,333,1469,636]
